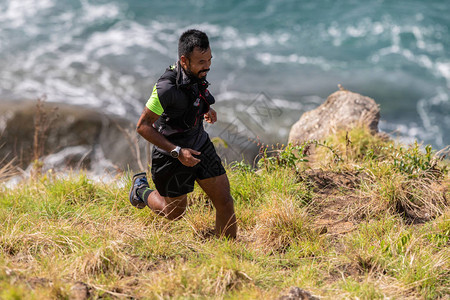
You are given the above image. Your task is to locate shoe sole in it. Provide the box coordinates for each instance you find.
[129,172,147,209]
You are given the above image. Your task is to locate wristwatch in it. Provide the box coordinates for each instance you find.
[170,146,181,158]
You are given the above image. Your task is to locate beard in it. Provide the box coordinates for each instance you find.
[185,64,209,80]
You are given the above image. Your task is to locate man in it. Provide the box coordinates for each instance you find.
[128,29,237,238]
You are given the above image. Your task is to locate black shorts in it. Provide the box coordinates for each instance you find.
[151,137,226,198]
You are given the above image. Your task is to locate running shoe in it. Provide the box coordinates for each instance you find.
[129,172,148,209]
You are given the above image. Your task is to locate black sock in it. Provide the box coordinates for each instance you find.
[137,187,153,206]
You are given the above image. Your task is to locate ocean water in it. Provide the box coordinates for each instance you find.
[1,0,449,148]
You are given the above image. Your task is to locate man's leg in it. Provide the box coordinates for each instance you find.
[145,191,187,220]
[131,172,188,220]
[143,149,195,220]
[196,174,237,238]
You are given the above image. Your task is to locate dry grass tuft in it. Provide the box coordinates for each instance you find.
[72,240,136,279]
[252,194,316,253]
[0,157,17,183]
[364,173,447,223]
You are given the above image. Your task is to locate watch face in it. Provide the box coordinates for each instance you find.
[171,147,180,158]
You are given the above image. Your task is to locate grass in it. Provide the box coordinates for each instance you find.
[0,126,449,299]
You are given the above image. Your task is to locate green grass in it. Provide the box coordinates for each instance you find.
[0,127,449,299]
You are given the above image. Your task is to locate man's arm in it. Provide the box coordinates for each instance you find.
[136,107,201,167]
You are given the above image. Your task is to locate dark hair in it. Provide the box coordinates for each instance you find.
[178,29,209,59]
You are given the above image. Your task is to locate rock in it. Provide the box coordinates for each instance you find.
[0,100,145,172]
[288,89,380,144]
[70,281,90,300]
[278,287,319,300]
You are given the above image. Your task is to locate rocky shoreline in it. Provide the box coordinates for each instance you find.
[0,89,384,176]
[1,100,148,173]
[0,99,260,174]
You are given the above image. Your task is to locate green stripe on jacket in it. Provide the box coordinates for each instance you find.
[146,84,164,115]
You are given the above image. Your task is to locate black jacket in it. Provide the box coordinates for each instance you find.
[153,62,215,149]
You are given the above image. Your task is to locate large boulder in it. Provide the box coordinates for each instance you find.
[288,88,380,144]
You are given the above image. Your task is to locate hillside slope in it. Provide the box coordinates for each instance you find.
[0,127,448,299]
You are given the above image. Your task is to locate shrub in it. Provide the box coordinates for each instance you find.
[257,143,309,172]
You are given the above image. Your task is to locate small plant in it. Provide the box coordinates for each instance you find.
[257,142,310,172]
[319,126,387,164]
[32,96,58,177]
[230,160,253,173]
[391,142,447,179]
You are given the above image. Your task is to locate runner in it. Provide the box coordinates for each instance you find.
[129,29,237,238]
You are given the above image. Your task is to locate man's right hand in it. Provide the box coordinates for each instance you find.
[178,148,201,167]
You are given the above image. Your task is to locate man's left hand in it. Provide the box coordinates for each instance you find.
[204,108,217,124]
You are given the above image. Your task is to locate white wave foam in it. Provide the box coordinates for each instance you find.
[0,1,178,117]
[185,22,292,51]
[417,90,449,147]
[366,18,448,89]
[41,146,91,169]
[271,98,305,111]
[215,91,317,111]
[379,89,449,148]
[84,21,173,60]
[255,53,342,71]
[436,61,450,88]
[379,120,425,146]
[79,0,121,22]
[372,46,450,88]
[216,91,253,102]
[1,0,54,28]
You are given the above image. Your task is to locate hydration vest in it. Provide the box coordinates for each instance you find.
[153,62,215,136]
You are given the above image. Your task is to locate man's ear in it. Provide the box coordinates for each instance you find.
[180,55,188,69]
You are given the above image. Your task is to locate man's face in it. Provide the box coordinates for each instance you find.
[180,47,212,80]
